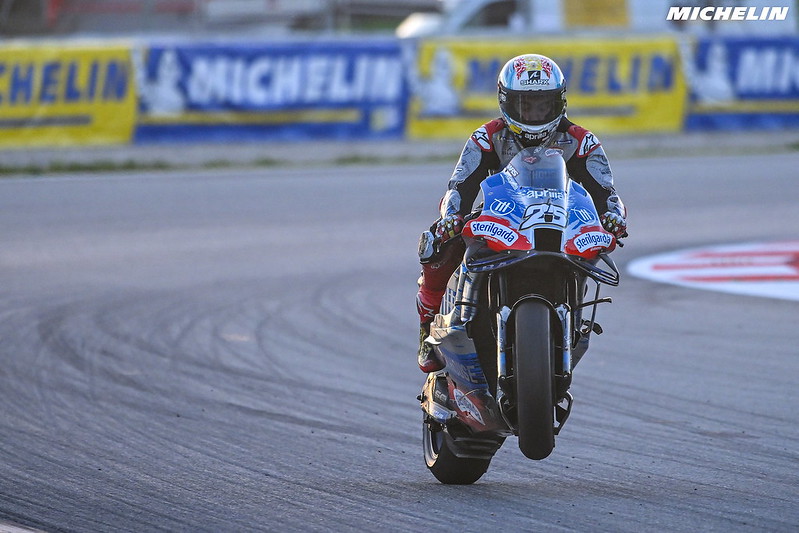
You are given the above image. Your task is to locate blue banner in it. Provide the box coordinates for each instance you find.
[132,40,409,143]
[683,36,799,130]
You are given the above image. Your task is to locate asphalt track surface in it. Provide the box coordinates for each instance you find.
[1,151,798,532]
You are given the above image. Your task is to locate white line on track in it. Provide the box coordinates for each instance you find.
[628,240,799,302]
[0,523,45,533]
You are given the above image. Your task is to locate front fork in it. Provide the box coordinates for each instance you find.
[494,276,576,433]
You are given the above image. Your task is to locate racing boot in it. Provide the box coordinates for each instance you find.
[417,322,444,373]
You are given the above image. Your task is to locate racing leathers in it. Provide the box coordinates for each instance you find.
[416,116,626,372]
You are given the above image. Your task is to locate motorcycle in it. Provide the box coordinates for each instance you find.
[418,146,621,484]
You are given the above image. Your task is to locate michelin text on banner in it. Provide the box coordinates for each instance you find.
[0,41,136,147]
[406,38,687,139]
[681,36,799,130]
[134,41,409,142]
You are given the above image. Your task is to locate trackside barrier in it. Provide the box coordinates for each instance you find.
[680,36,799,130]
[132,40,409,143]
[404,37,687,139]
[0,35,797,148]
[0,40,136,147]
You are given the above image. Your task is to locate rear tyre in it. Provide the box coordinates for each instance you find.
[422,421,490,484]
[514,300,555,460]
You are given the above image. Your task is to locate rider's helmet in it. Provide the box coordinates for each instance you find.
[497,54,567,147]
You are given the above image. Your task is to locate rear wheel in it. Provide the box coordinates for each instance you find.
[422,420,490,484]
[514,300,555,460]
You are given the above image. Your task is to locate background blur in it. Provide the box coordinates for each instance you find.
[0,0,798,149]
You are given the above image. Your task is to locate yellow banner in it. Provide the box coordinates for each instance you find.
[0,42,136,147]
[564,0,629,28]
[407,38,686,139]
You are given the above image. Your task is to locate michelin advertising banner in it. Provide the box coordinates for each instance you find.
[0,41,136,147]
[1,36,796,148]
[133,41,408,142]
[681,36,799,130]
[406,38,687,140]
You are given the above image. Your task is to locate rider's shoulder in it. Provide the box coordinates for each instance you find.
[469,117,507,152]
[558,117,603,158]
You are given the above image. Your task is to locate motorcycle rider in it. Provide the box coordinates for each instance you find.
[416,53,627,373]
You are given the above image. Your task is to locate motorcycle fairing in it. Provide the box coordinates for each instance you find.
[563,180,616,258]
[429,320,486,387]
[427,320,505,431]
[427,266,507,432]
[465,215,531,252]
[463,168,615,261]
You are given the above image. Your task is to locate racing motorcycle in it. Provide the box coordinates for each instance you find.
[418,146,621,484]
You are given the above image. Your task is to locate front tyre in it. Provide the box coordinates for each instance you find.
[422,420,490,484]
[514,300,555,460]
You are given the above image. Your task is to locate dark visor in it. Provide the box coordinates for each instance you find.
[500,88,565,126]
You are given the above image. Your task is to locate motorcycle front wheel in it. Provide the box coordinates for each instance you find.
[514,300,555,460]
[422,421,490,484]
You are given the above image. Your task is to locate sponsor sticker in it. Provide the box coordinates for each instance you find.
[453,388,484,425]
[489,198,516,216]
[520,70,549,87]
[574,208,596,224]
[577,131,600,157]
[574,231,613,252]
[471,125,492,151]
[469,220,519,246]
[523,189,565,200]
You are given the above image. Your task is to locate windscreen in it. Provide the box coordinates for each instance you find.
[504,147,568,189]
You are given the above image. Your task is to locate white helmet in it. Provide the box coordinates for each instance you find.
[497,54,567,147]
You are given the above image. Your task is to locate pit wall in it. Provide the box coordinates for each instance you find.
[0,35,797,147]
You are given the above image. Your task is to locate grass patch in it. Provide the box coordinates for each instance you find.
[198,157,283,169]
[333,155,385,165]
[203,159,233,169]
[0,145,474,177]
[333,153,457,166]
[252,157,282,167]
[0,159,173,176]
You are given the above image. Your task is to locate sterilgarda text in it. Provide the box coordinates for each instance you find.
[574,231,613,252]
[470,221,518,245]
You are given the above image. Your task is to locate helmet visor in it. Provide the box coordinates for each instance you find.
[500,87,565,126]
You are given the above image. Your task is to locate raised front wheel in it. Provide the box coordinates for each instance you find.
[513,300,555,460]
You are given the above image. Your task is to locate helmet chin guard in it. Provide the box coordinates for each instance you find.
[505,117,560,147]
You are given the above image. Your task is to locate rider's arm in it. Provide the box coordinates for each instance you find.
[440,125,502,218]
[566,146,626,218]
[563,123,626,219]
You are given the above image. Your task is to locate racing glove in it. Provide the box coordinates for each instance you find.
[600,211,627,238]
[434,214,464,243]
